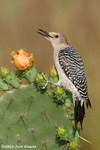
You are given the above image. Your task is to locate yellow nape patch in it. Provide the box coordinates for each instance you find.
[49,32,54,36]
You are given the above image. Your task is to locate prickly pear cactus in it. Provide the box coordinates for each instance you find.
[0,50,80,150]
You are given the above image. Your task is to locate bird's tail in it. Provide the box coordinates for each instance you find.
[86,98,91,108]
[74,100,85,129]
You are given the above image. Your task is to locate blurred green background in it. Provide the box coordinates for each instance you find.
[0,0,100,149]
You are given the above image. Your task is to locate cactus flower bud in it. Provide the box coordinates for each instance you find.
[0,67,19,88]
[35,73,44,83]
[1,67,10,77]
[11,49,34,70]
[56,127,66,138]
[54,86,64,96]
[69,140,78,149]
[50,66,57,77]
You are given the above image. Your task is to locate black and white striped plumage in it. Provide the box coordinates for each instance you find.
[58,47,91,128]
[58,47,88,99]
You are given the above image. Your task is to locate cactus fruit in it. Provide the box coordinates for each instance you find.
[0,50,80,150]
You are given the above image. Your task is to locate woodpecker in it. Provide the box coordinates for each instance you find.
[37,29,91,128]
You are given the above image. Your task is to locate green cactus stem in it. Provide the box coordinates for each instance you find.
[0,61,80,149]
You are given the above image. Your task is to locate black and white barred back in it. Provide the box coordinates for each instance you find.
[58,47,88,99]
[58,47,91,128]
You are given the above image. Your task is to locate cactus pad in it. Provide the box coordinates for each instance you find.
[0,50,80,150]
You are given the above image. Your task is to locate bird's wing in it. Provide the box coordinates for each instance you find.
[58,47,88,99]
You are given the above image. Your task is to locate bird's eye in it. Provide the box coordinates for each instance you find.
[55,35,59,38]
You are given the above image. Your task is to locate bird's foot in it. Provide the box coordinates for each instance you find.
[41,73,49,89]
[42,73,61,88]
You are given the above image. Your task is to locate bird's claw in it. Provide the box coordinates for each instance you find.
[41,73,49,89]
[41,73,61,89]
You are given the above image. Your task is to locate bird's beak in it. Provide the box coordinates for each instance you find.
[37,29,53,39]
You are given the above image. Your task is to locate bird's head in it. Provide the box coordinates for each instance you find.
[37,29,69,50]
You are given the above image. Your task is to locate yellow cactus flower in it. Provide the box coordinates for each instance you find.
[11,49,34,70]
